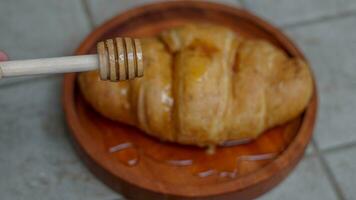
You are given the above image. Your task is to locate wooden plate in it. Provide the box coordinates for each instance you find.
[63,1,317,200]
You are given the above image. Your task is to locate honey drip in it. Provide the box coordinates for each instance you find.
[109,142,139,166]
[89,96,301,181]
[108,137,280,180]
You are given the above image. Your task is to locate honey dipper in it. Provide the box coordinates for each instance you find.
[0,37,143,81]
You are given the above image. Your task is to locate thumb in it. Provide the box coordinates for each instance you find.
[0,51,8,61]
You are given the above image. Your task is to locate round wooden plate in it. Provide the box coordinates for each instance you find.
[63,2,317,200]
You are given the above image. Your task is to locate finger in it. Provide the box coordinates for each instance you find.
[0,51,8,61]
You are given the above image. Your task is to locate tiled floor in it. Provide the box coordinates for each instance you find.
[260,154,338,200]
[0,0,91,86]
[86,0,242,26]
[0,0,355,199]
[242,0,356,27]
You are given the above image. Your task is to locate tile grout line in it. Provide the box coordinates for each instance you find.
[312,139,346,200]
[321,141,356,155]
[281,9,356,29]
[79,0,95,28]
[298,136,317,158]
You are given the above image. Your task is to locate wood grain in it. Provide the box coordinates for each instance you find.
[96,37,143,81]
[62,1,318,199]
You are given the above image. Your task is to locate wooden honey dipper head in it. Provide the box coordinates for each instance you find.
[97,37,143,81]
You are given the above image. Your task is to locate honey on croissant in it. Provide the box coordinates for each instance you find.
[78,24,313,147]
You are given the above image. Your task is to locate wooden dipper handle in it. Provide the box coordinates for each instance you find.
[0,37,143,82]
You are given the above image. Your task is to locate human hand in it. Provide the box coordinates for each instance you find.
[0,51,8,61]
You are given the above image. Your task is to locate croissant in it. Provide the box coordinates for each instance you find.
[78,24,313,147]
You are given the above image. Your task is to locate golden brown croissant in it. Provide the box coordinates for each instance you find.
[78,24,313,147]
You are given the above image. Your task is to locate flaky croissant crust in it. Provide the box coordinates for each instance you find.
[79,24,313,147]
